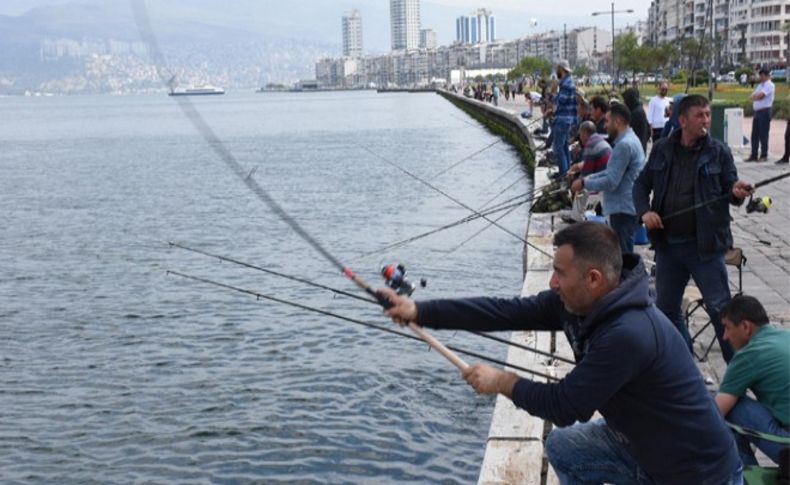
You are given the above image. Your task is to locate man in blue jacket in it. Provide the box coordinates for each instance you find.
[571,102,645,253]
[633,94,752,362]
[545,60,577,177]
[381,222,741,484]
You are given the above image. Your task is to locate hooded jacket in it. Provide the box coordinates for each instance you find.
[623,88,650,152]
[416,255,739,484]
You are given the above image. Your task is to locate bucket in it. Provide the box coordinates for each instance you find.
[585,214,607,224]
[635,224,649,245]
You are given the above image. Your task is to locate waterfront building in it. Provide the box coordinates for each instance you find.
[456,8,496,44]
[342,9,363,58]
[390,0,421,51]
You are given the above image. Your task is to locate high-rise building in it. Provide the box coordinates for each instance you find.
[390,0,421,51]
[419,29,437,49]
[342,9,363,58]
[455,9,495,44]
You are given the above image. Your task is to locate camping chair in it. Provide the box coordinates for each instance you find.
[726,422,790,485]
[684,247,747,361]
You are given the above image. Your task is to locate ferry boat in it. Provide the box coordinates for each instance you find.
[168,85,225,96]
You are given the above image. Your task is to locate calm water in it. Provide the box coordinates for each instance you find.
[1,91,533,483]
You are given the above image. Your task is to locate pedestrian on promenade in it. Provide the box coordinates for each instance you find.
[746,68,775,162]
[379,222,742,484]
[623,87,650,153]
[571,103,645,253]
[633,94,753,362]
[547,60,577,176]
[647,82,670,142]
[492,84,501,106]
[715,295,790,466]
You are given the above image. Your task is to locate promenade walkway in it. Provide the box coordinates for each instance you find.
[465,91,789,483]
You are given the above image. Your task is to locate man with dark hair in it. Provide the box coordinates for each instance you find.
[589,95,609,135]
[634,94,753,362]
[379,222,741,484]
[746,68,775,162]
[572,102,645,253]
[623,87,650,153]
[716,295,790,467]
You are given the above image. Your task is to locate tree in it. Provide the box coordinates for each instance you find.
[614,32,640,80]
[574,63,592,78]
[507,56,552,83]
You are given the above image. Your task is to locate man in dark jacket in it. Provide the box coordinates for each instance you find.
[623,87,650,153]
[633,94,753,362]
[380,222,742,484]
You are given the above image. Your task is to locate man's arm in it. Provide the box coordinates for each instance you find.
[583,142,631,192]
[715,392,739,417]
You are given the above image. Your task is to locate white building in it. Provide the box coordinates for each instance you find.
[342,9,363,58]
[420,29,437,49]
[391,0,421,51]
[569,26,612,69]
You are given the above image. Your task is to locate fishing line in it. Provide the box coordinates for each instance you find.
[168,242,575,365]
[430,139,503,180]
[166,270,562,381]
[132,0,469,371]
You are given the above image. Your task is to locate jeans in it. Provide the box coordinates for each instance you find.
[750,108,771,158]
[727,395,790,466]
[609,213,638,254]
[552,121,571,175]
[654,241,735,362]
[545,420,743,484]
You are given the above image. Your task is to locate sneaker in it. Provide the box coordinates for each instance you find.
[776,158,789,164]
[744,156,759,162]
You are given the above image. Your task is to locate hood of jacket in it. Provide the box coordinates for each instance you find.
[622,88,641,110]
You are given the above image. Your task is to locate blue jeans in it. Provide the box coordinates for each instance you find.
[727,396,790,466]
[552,121,571,175]
[546,420,743,484]
[654,241,735,362]
[609,213,638,254]
[751,108,771,158]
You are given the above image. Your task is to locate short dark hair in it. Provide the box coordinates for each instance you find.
[677,94,709,118]
[553,222,623,281]
[759,67,770,76]
[590,95,609,113]
[609,102,631,124]
[721,295,770,326]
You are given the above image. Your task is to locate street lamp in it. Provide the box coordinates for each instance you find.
[592,2,634,84]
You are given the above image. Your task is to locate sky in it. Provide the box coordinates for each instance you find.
[0,0,653,53]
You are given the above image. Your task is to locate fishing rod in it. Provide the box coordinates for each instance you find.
[132,0,469,371]
[167,270,562,382]
[168,241,575,365]
[662,171,790,221]
[431,139,503,180]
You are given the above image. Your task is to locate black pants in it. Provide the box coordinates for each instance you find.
[782,119,789,161]
[751,108,771,158]
[651,128,663,143]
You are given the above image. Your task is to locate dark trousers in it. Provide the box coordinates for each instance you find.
[654,241,735,362]
[651,128,664,143]
[781,119,789,161]
[750,108,771,158]
[608,213,638,254]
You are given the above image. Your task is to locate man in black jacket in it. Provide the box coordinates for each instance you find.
[623,87,650,153]
[633,94,752,362]
[380,222,742,484]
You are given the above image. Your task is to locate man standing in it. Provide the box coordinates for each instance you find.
[572,103,645,253]
[746,68,775,162]
[634,94,753,362]
[647,82,670,142]
[547,60,577,176]
[380,223,741,484]
[715,295,790,466]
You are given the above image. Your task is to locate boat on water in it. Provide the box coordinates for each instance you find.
[168,85,225,96]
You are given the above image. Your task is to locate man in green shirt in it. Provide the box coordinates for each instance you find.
[715,295,790,465]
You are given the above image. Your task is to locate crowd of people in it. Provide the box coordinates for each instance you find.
[390,62,789,483]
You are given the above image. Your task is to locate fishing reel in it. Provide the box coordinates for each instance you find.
[746,195,773,214]
[381,263,427,296]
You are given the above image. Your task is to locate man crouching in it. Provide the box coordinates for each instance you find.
[380,222,741,484]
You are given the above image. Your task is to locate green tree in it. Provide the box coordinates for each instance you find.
[574,63,592,78]
[507,56,552,83]
[614,32,640,79]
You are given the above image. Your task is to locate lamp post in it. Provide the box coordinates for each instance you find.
[592,2,634,84]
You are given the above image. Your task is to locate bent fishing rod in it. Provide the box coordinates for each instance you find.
[167,270,561,382]
[133,0,471,371]
[168,241,575,366]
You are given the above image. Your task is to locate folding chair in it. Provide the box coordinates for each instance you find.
[726,422,790,485]
[685,247,747,361]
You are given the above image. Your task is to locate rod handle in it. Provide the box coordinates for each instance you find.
[408,323,469,370]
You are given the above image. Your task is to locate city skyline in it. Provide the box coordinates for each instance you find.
[342,9,363,57]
